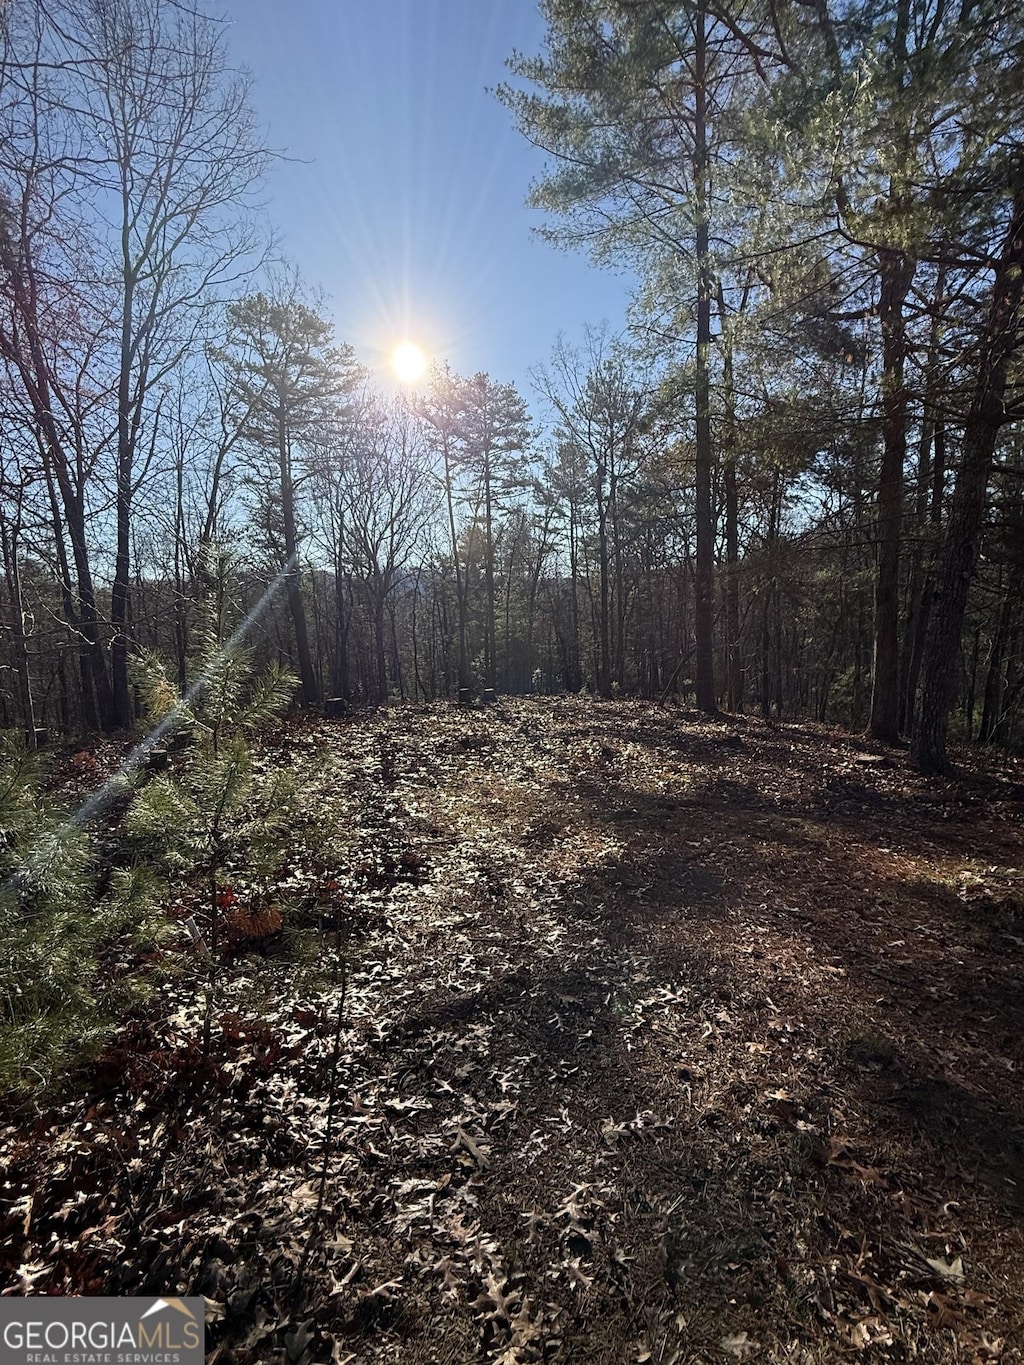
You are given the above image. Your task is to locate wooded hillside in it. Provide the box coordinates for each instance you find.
[1,2,1023,1358]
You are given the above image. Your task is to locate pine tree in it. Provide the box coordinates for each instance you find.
[127,549,300,1053]
[452,374,532,695]
[501,0,786,711]
[0,738,160,1095]
[213,277,364,706]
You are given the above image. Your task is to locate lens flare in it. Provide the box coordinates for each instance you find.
[391,340,427,383]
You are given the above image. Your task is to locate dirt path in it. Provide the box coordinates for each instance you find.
[2,699,1022,1363]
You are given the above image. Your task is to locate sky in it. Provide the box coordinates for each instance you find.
[218,0,635,396]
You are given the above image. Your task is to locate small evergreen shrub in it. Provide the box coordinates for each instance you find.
[127,545,300,957]
[0,738,160,1096]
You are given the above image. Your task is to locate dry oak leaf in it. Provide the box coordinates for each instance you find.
[841,1315,895,1349]
[970,1332,1004,1363]
[472,1271,520,1324]
[565,1259,593,1292]
[452,1126,491,1168]
[720,1331,760,1358]
[925,1254,965,1284]
[491,1305,545,1363]
[925,1292,968,1330]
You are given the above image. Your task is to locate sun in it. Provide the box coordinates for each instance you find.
[391,340,427,384]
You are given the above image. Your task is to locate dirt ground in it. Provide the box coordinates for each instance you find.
[2,697,1023,1364]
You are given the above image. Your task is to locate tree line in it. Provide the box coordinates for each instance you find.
[0,0,1021,773]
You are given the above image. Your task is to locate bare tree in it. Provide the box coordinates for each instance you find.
[0,0,270,729]
[0,3,117,728]
[333,400,432,702]
[66,0,271,725]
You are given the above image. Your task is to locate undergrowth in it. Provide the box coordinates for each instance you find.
[0,548,309,1099]
[0,737,162,1096]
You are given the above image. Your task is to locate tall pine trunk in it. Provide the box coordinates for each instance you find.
[693,2,717,713]
[278,408,317,705]
[1,505,36,735]
[868,248,915,742]
[483,451,497,692]
[914,185,1024,773]
[441,432,470,693]
[718,283,742,711]
[596,460,612,697]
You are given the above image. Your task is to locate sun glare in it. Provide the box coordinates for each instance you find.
[391,340,427,384]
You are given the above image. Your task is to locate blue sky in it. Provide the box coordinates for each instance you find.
[219,0,634,395]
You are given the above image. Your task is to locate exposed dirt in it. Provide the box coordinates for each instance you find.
[2,697,1023,1364]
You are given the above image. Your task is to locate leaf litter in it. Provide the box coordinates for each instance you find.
[2,696,1023,1363]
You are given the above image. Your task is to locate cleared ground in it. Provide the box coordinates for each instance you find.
[3,697,1023,1364]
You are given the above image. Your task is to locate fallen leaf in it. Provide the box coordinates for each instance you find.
[841,1315,895,1349]
[565,1259,592,1292]
[970,1332,1004,1363]
[720,1331,760,1358]
[451,1126,491,1168]
[472,1271,519,1324]
[926,1254,966,1284]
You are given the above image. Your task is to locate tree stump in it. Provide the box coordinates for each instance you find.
[481,688,497,705]
[324,697,349,719]
[457,687,473,707]
[146,747,169,771]
[26,727,49,747]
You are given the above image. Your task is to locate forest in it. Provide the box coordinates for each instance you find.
[0,0,1020,771]
[0,0,1022,1362]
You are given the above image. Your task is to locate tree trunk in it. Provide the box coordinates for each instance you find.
[979,589,1012,742]
[717,284,742,712]
[610,462,627,689]
[904,412,946,726]
[1,508,36,734]
[374,585,389,702]
[693,2,717,714]
[54,469,115,730]
[899,266,945,732]
[868,248,915,742]
[40,467,97,730]
[913,185,1024,773]
[441,433,470,692]
[0,249,115,727]
[173,451,188,694]
[334,559,351,699]
[596,464,612,697]
[111,259,138,731]
[278,407,318,705]
[483,451,497,692]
